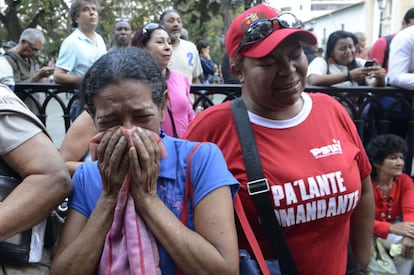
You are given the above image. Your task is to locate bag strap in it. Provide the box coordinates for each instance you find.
[176,142,204,275]
[4,51,18,65]
[382,34,394,70]
[167,106,179,138]
[231,97,298,275]
[234,194,270,275]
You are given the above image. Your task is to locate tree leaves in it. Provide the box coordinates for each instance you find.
[0,0,247,68]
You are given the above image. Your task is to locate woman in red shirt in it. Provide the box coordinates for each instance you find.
[366,134,414,273]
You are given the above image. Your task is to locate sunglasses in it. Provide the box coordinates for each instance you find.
[115,18,129,23]
[234,12,303,58]
[142,23,164,35]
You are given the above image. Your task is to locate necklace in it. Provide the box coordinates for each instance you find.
[376,183,392,197]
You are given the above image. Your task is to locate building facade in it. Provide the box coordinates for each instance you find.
[266,0,414,51]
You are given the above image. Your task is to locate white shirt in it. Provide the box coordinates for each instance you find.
[387,25,414,90]
[168,39,203,83]
[0,56,14,89]
[307,56,370,87]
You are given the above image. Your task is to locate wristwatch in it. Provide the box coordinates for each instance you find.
[345,71,352,82]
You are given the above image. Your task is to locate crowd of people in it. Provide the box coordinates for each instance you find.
[2,0,414,274]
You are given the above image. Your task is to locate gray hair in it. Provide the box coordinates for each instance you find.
[19,28,45,45]
[159,9,180,25]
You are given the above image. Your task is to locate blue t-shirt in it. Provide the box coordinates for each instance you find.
[70,136,239,274]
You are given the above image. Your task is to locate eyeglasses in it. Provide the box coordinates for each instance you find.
[143,23,163,35]
[27,42,41,54]
[234,12,303,57]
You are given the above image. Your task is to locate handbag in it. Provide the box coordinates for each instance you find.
[367,237,397,275]
[0,159,32,265]
[235,195,282,275]
[231,98,298,275]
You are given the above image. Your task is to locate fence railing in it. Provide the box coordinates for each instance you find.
[14,83,414,174]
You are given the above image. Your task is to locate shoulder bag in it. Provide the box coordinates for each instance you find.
[0,158,32,265]
[0,89,53,264]
[231,98,298,275]
[176,142,203,275]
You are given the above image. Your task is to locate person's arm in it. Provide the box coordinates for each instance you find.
[201,54,216,76]
[349,175,375,269]
[193,48,204,84]
[184,77,196,123]
[136,187,238,274]
[308,66,372,86]
[51,198,117,275]
[306,57,347,86]
[396,175,414,259]
[59,110,97,175]
[308,73,352,86]
[54,67,83,84]
[0,132,72,240]
[387,30,414,90]
[128,130,239,274]
[4,54,21,82]
[192,75,202,84]
[52,129,128,274]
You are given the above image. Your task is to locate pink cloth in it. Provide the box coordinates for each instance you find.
[162,70,196,137]
[92,126,165,275]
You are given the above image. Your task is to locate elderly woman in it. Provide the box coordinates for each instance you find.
[307,30,386,87]
[365,134,414,274]
[184,4,374,274]
[51,47,239,274]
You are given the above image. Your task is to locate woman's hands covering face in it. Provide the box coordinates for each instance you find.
[96,126,162,204]
[128,127,161,204]
[97,128,130,199]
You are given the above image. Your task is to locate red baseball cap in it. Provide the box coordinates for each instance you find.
[225,4,317,59]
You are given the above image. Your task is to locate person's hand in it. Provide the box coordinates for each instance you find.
[389,222,414,239]
[128,127,161,206]
[367,65,386,80]
[401,236,414,259]
[349,67,372,81]
[97,128,130,199]
[36,66,54,78]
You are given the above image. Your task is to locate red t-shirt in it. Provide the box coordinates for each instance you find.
[372,173,414,238]
[184,92,371,275]
[368,34,396,71]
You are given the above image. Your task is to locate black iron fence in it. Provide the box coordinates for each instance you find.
[14,83,414,174]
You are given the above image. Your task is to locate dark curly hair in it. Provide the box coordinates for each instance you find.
[80,47,167,117]
[365,134,408,179]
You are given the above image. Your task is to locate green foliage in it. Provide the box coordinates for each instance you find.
[0,0,245,69]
